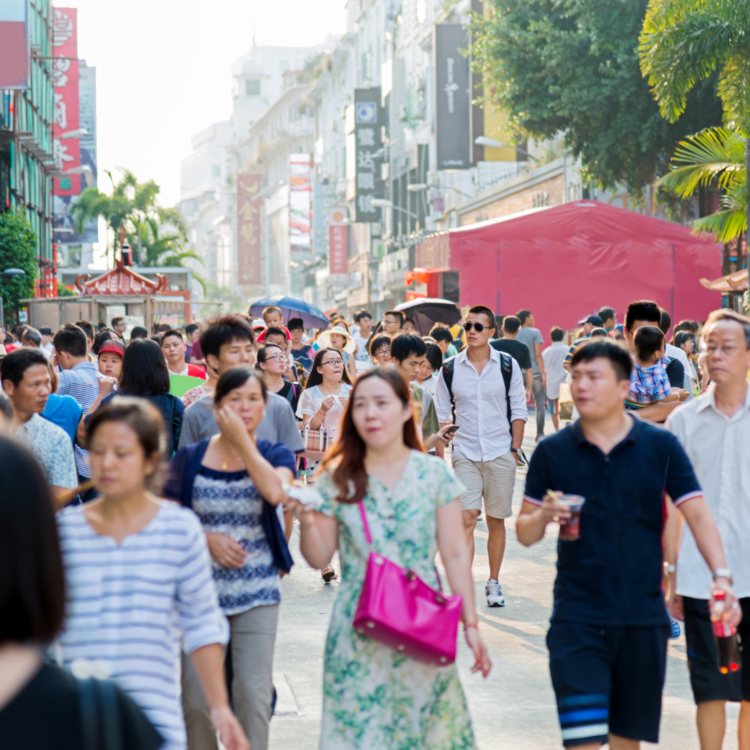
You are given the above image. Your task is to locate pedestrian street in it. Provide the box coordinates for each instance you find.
[270,418,741,750]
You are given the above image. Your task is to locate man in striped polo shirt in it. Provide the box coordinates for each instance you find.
[53,323,100,498]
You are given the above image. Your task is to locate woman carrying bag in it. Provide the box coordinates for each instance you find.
[165,367,295,750]
[284,368,491,749]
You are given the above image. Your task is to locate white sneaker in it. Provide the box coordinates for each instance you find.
[486,579,505,607]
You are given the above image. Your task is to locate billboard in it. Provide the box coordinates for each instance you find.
[354,88,385,223]
[289,153,312,252]
[236,174,262,286]
[52,8,80,197]
[435,25,471,170]
[0,0,29,89]
[329,208,348,286]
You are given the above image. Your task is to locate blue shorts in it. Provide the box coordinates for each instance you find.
[547,622,670,746]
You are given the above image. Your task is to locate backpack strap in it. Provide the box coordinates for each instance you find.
[498,352,514,435]
[442,356,456,423]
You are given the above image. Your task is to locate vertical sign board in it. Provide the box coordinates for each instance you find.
[435,25,471,170]
[329,208,349,286]
[289,153,313,252]
[354,88,384,223]
[52,8,80,196]
[236,174,262,286]
[0,0,29,88]
[313,181,338,257]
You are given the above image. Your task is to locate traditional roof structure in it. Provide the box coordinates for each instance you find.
[75,260,168,296]
[700,268,748,293]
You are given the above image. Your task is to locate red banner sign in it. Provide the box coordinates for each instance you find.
[52,8,80,196]
[237,174,262,286]
[329,207,348,284]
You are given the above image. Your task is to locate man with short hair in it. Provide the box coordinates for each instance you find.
[1,348,77,498]
[180,317,303,454]
[435,304,528,607]
[184,323,200,363]
[382,309,405,336]
[598,307,616,331]
[21,327,49,358]
[390,333,451,454]
[516,309,548,440]
[130,326,148,342]
[666,309,750,750]
[518,339,738,750]
[74,319,95,357]
[430,324,459,359]
[53,324,101,495]
[39,326,54,354]
[352,310,373,370]
[160,329,208,379]
[111,316,127,340]
[491,315,533,399]
[289,318,314,376]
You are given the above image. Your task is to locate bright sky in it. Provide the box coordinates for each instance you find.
[63,0,346,208]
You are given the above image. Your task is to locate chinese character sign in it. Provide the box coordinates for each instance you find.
[237,174,262,286]
[52,8,80,197]
[329,208,348,285]
[354,88,384,224]
[289,154,312,252]
[0,0,29,89]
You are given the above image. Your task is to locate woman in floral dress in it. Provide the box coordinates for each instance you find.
[284,368,491,749]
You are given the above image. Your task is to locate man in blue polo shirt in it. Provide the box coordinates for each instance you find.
[517,339,740,750]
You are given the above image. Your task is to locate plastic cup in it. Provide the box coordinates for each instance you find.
[558,495,586,541]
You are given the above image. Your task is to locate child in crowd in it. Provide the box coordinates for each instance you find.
[97,339,125,381]
[627,326,686,409]
[256,306,292,355]
[542,327,569,431]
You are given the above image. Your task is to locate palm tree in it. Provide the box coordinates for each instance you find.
[656,127,746,243]
[639,0,750,258]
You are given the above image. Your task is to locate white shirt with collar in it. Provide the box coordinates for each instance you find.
[667,382,750,599]
[435,346,528,462]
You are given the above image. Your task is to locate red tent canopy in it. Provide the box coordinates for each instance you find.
[416,201,722,340]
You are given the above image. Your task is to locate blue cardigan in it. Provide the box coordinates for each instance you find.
[163,439,294,574]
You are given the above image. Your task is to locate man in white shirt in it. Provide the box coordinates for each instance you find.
[666,308,750,750]
[435,304,528,607]
[352,310,374,372]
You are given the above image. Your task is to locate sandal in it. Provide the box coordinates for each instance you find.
[321,565,338,583]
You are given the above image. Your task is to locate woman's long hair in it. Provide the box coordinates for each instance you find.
[118,338,170,396]
[304,347,352,390]
[319,368,422,504]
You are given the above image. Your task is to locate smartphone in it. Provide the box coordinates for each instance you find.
[444,425,460,436]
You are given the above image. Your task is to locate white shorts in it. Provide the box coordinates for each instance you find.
[451,449,516,519]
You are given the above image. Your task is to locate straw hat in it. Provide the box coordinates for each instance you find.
[316,324,356,354]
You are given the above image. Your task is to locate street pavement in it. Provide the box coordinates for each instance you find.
[269,417,739,750]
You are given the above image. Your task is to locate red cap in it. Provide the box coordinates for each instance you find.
[98,340,125,358]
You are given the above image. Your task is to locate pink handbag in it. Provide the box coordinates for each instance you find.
[352,500,463,666]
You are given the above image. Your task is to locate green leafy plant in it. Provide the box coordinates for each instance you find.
[469,0,723,193]
[0,211,38,325]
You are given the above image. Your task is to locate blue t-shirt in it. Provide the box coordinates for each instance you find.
[524,417,702,627]
[41,393,82,445]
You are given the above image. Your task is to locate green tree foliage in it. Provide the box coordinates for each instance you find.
[0,212,38,324]
[639,0,750,245]
[469,0,723,192]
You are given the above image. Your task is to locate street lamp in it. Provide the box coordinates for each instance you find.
[474,136,539,161]
[371,198,419,221]
[0,268,27,329]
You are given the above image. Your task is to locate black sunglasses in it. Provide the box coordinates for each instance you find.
[464,321,487,333]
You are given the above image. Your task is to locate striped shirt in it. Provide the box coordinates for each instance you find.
[57,503,228,750]
[57,361,100,477]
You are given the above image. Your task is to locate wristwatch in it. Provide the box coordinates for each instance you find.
[712,568,733,583]
[663,563,676,575]
[510,448,520,455]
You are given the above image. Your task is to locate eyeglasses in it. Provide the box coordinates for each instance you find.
[265,355,287,363]
[322,359,344,366]
[464,321,487,333]
[374,349,391,357]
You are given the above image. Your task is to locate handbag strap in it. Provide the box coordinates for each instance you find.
[357,499,444,591]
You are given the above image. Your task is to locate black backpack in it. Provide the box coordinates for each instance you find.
[442,351,515,435]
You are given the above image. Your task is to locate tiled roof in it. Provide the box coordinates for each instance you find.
[75,260,168,296]
[700,269,747,293]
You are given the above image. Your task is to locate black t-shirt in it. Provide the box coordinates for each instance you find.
[665,357,685,389]
[523,417,702,627]
[277,380,301,415]
[0,662,163,750]
[491,339,532,371]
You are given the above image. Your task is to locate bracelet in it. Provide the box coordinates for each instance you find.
[463,620,479,630]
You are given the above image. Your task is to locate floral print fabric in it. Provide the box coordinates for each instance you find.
[315,450,475,749]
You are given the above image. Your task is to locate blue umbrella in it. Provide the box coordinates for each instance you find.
[248,295,330,329]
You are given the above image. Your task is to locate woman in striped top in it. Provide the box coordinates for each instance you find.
[57,398,249,750]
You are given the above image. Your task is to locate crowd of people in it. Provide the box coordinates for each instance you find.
[0,298,746,750]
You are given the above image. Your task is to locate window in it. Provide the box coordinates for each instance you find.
[245,79,260,96]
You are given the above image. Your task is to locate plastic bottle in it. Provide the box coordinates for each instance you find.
[712,590,741,674]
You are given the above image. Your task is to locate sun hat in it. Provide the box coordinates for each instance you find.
[316,324,356,354]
